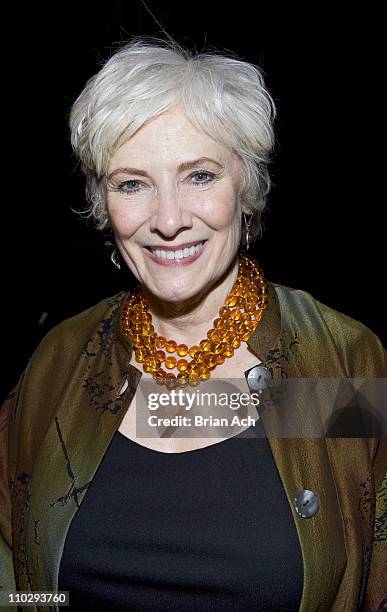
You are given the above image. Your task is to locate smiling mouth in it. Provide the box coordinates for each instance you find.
[144,240,207,261]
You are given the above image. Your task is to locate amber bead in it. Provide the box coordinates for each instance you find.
[188,377,200,387]
[230,309,241,321]
[135,348,147,362]
[166,340,177,353]
[231,337,241,349]
[245,320,258,331]
[211,342,223,355]
[214,318,227,330]
[177,359,188,372]
[177,344,188,356]
[219,306,231,318]
[199,368,210,380]
[244,298,257,311]
[200,339,212,352]
[155,336,167,349]
[165,356,177,369]
[133,303,146,312]
[131,322,143,334]
[207,329,217,340]
[153,371,165,385]
[204,354,217,369]
[188,366,200,377]
[215,354,225,365]
[188,345,200,358]
[195,351,205,363]
[222,344,234,358]
[177,372,189,385]
[221,332,234,343]
[241,331,251,342]
[142,324,155,336]
[225,294,237,307]
[227,321,238,333]
[156,350,166,361]
[217,330,229,343]
[144,357,161,372]
[165,374,178,389]
[132,335,144,347]
[245,302,257,313]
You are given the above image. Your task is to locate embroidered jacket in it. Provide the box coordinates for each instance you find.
[0,282,386,611]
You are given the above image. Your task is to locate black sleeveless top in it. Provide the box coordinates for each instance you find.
[58,417,303,611]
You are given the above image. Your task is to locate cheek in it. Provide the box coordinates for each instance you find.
[107,199,145,238]
[195,188,240,230]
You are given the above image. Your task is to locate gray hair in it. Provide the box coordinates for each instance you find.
[69,36,277,242]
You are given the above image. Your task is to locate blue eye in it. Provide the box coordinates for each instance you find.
[191,171,214,186]
[119,180,141,193]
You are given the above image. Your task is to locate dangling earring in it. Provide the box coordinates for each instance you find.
[243,212,253,251]
[110,248,121,270]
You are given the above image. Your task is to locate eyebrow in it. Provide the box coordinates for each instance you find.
[107,157,224,179]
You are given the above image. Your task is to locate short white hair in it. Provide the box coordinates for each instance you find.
[69,36,276,242]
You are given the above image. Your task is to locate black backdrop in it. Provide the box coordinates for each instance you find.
[2,2,385,401]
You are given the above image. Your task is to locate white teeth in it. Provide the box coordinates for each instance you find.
[149,241,205,260]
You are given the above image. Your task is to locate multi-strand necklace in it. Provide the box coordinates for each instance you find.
[121,254,268,387]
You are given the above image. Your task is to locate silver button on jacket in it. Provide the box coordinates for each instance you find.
[294,489,320,518]
[245,365,273,393]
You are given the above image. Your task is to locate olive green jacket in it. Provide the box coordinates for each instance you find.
[1,283,386,611]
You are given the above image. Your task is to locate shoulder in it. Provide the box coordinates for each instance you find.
[23,292,127,378]
[271,282,386,377]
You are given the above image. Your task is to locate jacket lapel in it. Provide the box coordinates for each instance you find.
[23,294,142,594]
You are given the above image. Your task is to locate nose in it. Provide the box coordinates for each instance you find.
[149,186,193,238]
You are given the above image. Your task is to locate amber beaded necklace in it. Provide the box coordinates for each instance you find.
[121,254,268,387]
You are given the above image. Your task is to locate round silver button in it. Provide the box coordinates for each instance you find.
[294,489,320,518]
[246,365,273,393]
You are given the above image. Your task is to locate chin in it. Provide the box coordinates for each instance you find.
[150,282,201,304]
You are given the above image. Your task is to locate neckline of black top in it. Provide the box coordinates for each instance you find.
[115,418,266,456]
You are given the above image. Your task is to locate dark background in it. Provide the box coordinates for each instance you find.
[2,2,385,400]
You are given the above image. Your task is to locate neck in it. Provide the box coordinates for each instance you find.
[141,255,240,346]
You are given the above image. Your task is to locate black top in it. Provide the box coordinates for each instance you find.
[58,418,303,611]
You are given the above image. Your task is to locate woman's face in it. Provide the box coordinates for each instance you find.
[106,106,244,302]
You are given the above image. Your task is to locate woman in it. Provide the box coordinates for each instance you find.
[1,38,386,612]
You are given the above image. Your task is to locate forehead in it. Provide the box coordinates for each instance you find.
[109,106,234,172]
